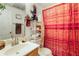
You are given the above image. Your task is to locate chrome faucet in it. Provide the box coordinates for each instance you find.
[15,37,19,45]
[11,37,19,46]
[10,32,19,46]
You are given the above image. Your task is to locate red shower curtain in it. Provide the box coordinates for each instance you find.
[42,3,79,56]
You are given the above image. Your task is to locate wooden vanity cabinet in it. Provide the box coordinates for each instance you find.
[24,48,38,56]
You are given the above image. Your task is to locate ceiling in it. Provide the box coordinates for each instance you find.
[6,3,26,10]
[6,3,54,10]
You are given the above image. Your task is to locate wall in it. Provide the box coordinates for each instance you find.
[0,3,59,39]
[24,3,59,40]
[25,3,33,40]
[25,3,55,22]
[0,5,25,39]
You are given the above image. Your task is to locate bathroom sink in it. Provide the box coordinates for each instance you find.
[4,44,26,56]
[2,42,39,56]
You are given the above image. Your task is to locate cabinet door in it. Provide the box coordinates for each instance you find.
[25,48,38,56]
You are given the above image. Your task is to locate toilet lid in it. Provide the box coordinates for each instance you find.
[38,48,52,56]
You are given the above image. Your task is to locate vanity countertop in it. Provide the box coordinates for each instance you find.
[0,41,40,56]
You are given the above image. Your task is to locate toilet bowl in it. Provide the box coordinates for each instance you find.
[38,47,52,56]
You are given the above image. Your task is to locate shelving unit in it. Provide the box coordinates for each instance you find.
[30,21,44,47]
[36,22,44,47]
[36,22,41,38]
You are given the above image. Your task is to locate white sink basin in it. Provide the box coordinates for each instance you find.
[2,42,39,56]
[4,43,27,56]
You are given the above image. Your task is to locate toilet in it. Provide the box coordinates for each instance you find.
[38,47,52,56]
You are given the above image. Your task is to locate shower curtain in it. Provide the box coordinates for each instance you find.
[42,3,79,56]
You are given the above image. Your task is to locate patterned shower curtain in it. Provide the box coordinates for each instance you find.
[42,3,79,56]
